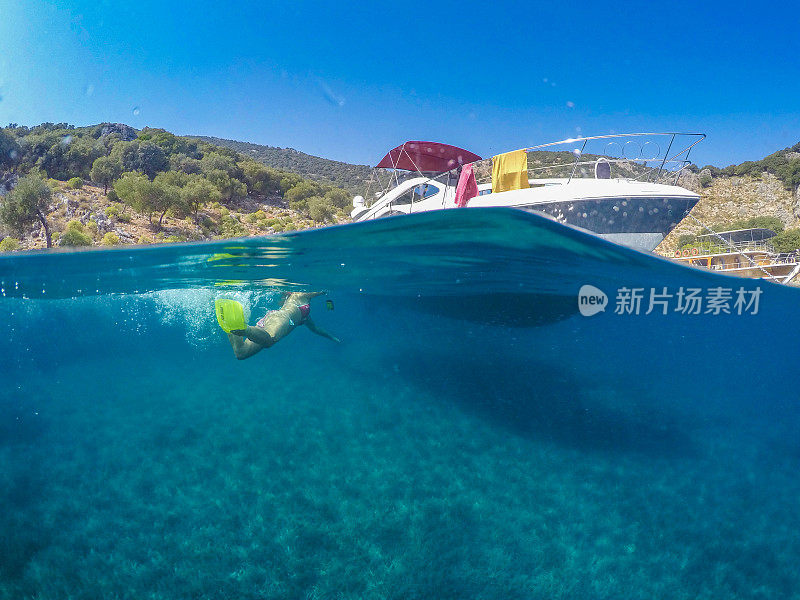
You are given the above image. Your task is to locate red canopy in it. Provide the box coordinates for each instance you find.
[375,141,482,173]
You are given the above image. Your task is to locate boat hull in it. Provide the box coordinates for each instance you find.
[515,195,699,252]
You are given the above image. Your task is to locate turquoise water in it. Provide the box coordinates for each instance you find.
[2,208,799,599]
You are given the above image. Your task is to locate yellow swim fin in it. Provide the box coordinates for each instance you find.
[215,299,246,333]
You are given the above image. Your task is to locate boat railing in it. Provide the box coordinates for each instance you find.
[684,239,777,255]
[469,132,705,186]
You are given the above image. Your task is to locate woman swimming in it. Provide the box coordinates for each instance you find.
[226,291,340,360]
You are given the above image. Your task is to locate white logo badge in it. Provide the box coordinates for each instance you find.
[578,285,607,317]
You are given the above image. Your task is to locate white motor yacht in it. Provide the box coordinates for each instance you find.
[351,133,704,252]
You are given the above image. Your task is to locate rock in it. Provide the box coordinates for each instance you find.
[0,172,19,196]
[96,218,113,234]
[99,123,137,141]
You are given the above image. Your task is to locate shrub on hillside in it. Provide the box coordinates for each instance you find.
[0,237,20,252]
[59,220,92,246]
[101,232,120,246]
[67,177,83,189]
[710,216,784,234]
[770,228,800,253]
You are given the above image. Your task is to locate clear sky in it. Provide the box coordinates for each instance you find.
[1,0,798,168]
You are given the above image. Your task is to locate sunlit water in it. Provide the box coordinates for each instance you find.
[2,208,799,599]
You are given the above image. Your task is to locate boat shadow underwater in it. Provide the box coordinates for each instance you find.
[386,348,696,459]
[394,292,579,327]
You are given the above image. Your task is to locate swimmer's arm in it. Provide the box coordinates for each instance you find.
[305,317,340,343]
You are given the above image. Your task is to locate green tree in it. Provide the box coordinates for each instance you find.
[90,155,123,193]
[307,196,335,224]
[115,171,184,227]
[240,160,278,195]
[205,169,247,202]
[135,141,169,179]
[323,187,351,210]
[170,153,202,174]
[200,152,237,177]
[109,140,140,172]
[0,173,53,247]
[151,172,185,225]
[114,171,150,214]
[182,175,221,218]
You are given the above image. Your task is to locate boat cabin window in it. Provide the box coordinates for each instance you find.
[414,183,439,199]
[392,183,440,205]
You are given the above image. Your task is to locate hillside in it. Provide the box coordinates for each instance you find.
[0,123,351,251]
[195,136,373,193]
[657,148,800,255]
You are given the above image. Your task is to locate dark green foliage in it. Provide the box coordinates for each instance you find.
[170,153,202,174]
[195,135,373,193]
[323,188,351,210]
[677,234,697,247]
[240,160,280,195]
[0,129,20,170]
[307,196,336,223]
[770,228,800,252]
[0,173,53,247]
[108,140,168,179]
[710,216,784,234]
[699,170,713,188]
[182,175,221,217]
[135,142,169,179]
[91,155,123,193]
[137,128,199,157]
[115,171,183,226]
[285,180,322,205]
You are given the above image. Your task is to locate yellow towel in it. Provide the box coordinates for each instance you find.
[491,149,530,193]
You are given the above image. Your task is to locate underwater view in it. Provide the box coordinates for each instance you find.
[2,208,800,599]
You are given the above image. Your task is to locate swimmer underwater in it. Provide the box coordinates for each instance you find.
[216,292,340,360]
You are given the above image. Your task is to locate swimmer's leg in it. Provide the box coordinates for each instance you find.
[228,333,261,360]
[288,291,326,304]
[227,326,273,360]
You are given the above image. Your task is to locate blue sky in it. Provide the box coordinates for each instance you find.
[0,0,798,167]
